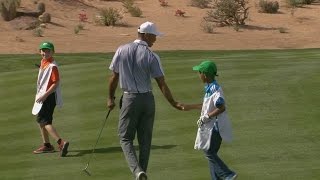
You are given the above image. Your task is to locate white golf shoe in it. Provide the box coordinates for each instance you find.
[225,173,237,180]
[136,171,148,180]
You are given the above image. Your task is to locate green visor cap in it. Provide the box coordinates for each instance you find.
[39,41,54,51]
[192,60,218,76]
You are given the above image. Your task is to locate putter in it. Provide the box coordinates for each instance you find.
[82,109,111,176]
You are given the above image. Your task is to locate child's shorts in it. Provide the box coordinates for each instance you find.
[36,93,56,125]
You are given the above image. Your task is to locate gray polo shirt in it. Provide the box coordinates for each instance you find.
[109,40,164,93]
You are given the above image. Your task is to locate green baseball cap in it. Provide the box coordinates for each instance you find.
[39,41,54,51]
[192,60,218,77]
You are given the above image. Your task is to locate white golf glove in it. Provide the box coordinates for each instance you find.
[197,114,211,128]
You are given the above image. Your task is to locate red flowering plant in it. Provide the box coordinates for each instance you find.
[175,9,185,17]
[159,0,168,6]
[78,10,88,22]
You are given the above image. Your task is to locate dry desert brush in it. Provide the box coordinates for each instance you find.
[99,7,123,26]
[204,0,249,27]
[159,0,168,6]
[0,0,21,21]
[287,0,316,7]
[38,12,51,23]
[36,2,45,14]
[122,0,142,17]
[258,0,279,13]
[190,0,212,9]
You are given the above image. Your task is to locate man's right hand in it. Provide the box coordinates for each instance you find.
[172,101,184,111]
[107,97,115,110]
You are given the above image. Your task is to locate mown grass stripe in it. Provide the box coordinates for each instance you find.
[0,49,319,180]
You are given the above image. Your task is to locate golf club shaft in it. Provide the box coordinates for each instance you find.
[86,110,111,165]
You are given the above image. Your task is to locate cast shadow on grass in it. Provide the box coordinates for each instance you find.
[68,144,177,157]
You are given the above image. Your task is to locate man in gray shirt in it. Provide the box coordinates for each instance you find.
[107,21,183,180]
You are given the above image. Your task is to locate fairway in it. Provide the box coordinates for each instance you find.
[0,49,319,180]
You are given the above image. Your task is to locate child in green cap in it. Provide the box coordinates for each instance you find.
[32,41,69,157]
[183,60,237,180]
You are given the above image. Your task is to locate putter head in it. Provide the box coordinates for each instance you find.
[82,164,91,176]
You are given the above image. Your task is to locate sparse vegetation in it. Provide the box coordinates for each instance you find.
[279,27,287,33]
[258,0,279,13]
[78,10,88,22]
[122,0,142,17]
[302,0,315,4]
[122,0,134,10]
[39,12,51,23]
[74,27,80,34]
[77,23,84,30]
[32,26,43,37]
[287,0,315,7]
[159,0,168,6]
[0,0,21,21]
[128,6,142,17]
[99,7,123,26]
[76,10,88,31]
[37,2,45,14]
[204,0,249,27]
[286,0,303,7]
[190,0,212,9]
[74,25,83,34]
[39,23,46,28]
[175,9,186,17]
[200,21,214,33]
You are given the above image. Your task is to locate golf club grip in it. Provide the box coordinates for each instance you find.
[106,109,111,119]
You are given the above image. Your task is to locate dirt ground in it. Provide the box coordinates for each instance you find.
[0,0,319,54]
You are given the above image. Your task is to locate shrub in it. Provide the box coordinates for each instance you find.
[122,0,142,17]
[99,7,123,26]
[302,0,315,4]
[190,0,212,9]
[94,15,104,25]
[204,0,249,27]
[278,27,287,33]
[39,12,51,23]
[200,21,214,33]
[286,0,304,7]
[0,0,21,21]
[122,0,134,10]
[287,0,315,7]
[37,2,45,14]
[39,23,46,28]
[175,9,186,16]
[77,23,84,30]
[259,0,279,13]
[78,10,88,22]
[128,6,142,17]
[159,0,168,6]
[74,25,81,34]
[33,27,43,37]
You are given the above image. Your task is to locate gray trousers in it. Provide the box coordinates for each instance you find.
[118,92,155,175]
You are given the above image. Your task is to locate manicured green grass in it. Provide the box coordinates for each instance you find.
[0,49,319,180]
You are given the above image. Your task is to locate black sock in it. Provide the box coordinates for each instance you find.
[44,143,51,148]
[57,139,62,145]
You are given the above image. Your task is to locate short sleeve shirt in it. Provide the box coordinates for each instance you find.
[109,40,164,93]
[40,58,59,90]
[201,81,225,117]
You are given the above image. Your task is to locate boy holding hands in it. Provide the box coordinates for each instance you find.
[183,60,237,180]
